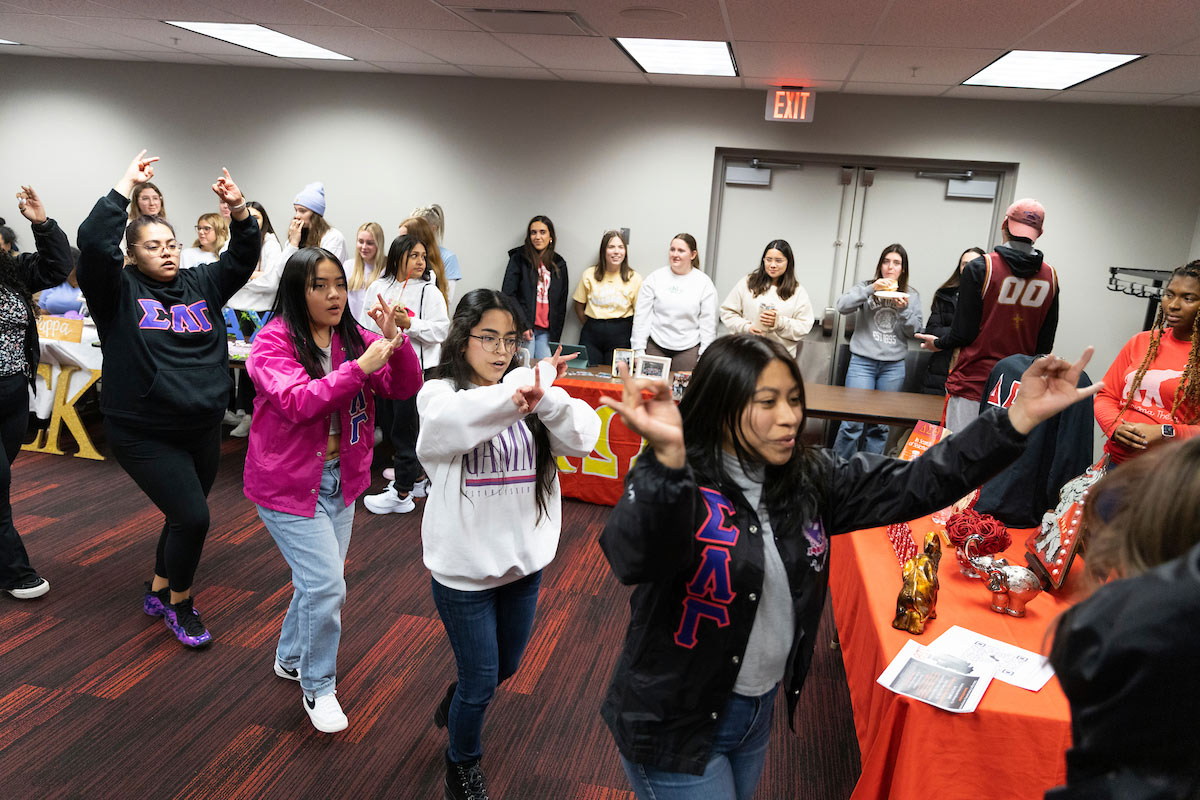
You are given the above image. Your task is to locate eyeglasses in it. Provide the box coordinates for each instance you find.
[134,241,184,255]
[469,334,520,354]
[195,225,214,233]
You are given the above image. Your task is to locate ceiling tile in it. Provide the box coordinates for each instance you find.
[316,0,476,30]
[843,81,954,96]
[380,28,536,67]
[849,46,1003,84]
[568,0,729,40]
[1163,36,1200,55]
[491,32,637,71]
[734,41,862,81]
[1054,90,1176,105]
[645,74,744,88]
[25,44,150,59]
[1159,93,1200,105]
[282,56,386,71]
[203,0,354,26]
[740,76,842,90]
[0,10,114,46]
[1071,54,1200,94]
[871,0,1073,49]
[550,68,649,84]
[727,0,890,44]
[270,24,442,62]
[370,61,472,76]
[203,52,290,67]
[1015,0,1200,54]
[1,0,142,15]
[940,85,1056,101]
[460,64,557,80]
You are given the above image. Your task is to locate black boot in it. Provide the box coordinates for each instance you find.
[444,751,490,800]
[433,681,457,729]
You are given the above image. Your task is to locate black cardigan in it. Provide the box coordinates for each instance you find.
[500,246,569,343]
[599,407,1027,775]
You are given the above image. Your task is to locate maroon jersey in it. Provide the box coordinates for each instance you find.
[945,251,1057,402]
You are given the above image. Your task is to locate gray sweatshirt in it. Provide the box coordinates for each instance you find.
[836,280,923,362]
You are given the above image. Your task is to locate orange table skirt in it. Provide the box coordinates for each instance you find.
[830,518,1086,800]
[556,376,644,506]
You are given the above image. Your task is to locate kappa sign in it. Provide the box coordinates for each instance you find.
[764,87,815,123]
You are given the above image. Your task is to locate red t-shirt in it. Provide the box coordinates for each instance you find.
[534,263,551,330]
[945,252,1057,401]
[1094,329,1200,464]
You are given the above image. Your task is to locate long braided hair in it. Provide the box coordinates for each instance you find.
[1113,261,1200,427]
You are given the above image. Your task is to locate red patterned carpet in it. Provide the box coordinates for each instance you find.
[2,430,860,799]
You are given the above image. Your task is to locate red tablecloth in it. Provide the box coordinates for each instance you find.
[556,376,644,506]
[830,519,1086,800]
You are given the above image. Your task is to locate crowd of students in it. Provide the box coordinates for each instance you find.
[2,151,1199,799]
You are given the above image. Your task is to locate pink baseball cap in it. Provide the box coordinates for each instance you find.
[1004,198,1045,241]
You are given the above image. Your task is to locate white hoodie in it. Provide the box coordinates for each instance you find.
[361,274,449,370]
[417,361,601,591]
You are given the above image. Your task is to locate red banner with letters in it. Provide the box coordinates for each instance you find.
[556,377,646,506]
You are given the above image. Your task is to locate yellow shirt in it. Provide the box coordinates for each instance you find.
[573,269,643,320]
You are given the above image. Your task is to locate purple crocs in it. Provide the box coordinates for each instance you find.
[162,598,213,648]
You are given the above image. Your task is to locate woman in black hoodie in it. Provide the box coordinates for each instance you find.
[919,247,984,395]
[77,151,258,648]
[501,215,568,359]
[0,188,72,599]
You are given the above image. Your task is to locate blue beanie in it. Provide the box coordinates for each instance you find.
[294,182,327,216]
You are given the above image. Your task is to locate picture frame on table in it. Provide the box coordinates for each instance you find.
[612,348,635,378]
[634,355,671,381]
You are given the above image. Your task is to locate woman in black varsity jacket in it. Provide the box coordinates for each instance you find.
[597,334,1099,800]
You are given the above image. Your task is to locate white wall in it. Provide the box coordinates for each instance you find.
[3,53,1200,382]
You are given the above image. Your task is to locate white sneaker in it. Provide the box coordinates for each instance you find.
[303,691,348,733]
[363,483,415,515]
[274,659,301,682]
[6,576,50,599]
[230,414,252,438]
[382,467,395,481]
[223,410,243,426]
[373,426,383,446]
[410,477,431,499]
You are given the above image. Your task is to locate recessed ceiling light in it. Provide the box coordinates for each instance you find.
[615,37,737,77]
[164,22,352,60]
[963,50,1141,91]
[0,38,20,45]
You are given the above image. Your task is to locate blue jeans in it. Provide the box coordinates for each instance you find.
[432,571,543,762]
[257,459,354,698]
[834,354,907,459]
[525,329,551,360]
[621,685,778,800]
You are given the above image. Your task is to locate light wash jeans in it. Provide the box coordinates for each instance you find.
[257,458,354,698]
[834,353,907,459]
[620,685,778,800]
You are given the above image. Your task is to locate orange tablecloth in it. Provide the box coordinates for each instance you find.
[556,375,644,506]
[830,519,1086,800]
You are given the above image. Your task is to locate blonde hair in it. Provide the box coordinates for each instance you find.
[192,213,228,253]
[411,204,445,240]
[348,222,386,292]
[401,216,448,306]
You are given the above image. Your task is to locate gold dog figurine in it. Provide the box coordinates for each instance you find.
[892,532,941,634]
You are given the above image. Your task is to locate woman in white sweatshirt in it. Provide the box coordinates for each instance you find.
[720,239,814,358]
[417,288,600,800]
[362,234,449,514]
[630,233,718,372]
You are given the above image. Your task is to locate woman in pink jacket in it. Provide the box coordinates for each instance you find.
[245,246,422,734]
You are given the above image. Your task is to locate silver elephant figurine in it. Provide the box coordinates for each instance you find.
[964,535,1043,617]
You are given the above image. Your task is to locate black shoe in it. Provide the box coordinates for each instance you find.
[434,681,457,729]
[444,752,490,800]
[5,575,49,599]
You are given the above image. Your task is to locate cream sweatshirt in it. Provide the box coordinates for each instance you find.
[630,266,718,354]
[719,275,815,357]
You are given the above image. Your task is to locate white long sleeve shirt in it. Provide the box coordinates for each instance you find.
[361,274,449,370]
[630,266,718,354]
[227,234,283,312]
[280,227,348,265]
[417,362,601,591]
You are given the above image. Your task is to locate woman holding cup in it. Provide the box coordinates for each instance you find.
[720,239,814,358]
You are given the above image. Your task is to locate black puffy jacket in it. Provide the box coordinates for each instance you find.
[919,284,958,395]
[500,247,569,343]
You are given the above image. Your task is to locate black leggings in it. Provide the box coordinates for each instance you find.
[104,419,221,593]
[376,369,429,493]
[579,316,633,368]
[0,373,37,589]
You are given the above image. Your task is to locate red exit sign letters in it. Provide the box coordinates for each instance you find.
[765,88,815,123]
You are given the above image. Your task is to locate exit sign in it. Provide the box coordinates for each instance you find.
[765,87,815,123]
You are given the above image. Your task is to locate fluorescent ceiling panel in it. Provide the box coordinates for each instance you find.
[164,22,352,60]
[616,37,736,76]
[963,50,1141,90]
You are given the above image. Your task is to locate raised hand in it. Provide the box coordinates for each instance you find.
[287,217,303,247]
[367,292,400,339]
[116,149,160,197]
[356,332,403,375]
[512,360,545,414]
[16,186,46,224]
[540,344,578,382]
[210,168,245,211]
[600,361,685,468]
[1007,348,1103,435]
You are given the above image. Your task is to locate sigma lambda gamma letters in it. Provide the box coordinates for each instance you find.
[675,488,739,648]
[137,299,215,333]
